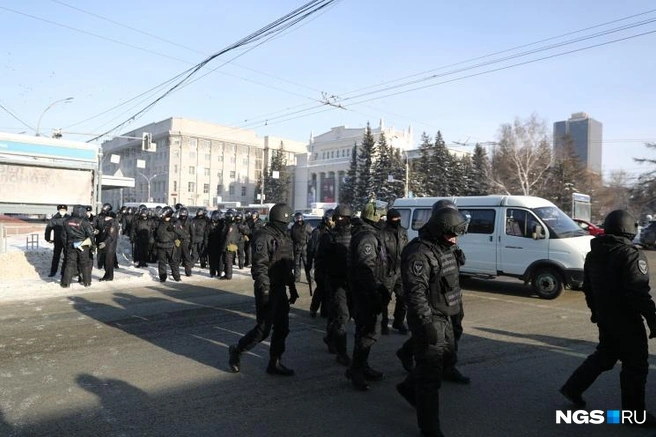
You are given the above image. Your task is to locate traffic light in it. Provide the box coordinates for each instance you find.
[142,132,152,151]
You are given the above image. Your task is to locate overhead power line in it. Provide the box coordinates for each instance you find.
[0,102,34,131]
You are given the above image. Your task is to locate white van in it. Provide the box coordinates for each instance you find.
[391,196,593,299]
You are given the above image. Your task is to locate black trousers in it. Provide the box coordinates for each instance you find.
[50,240,66,275]
[382,275,406,327]
[310,270,329,316]
[101,244,117,280]
[208,249,223,277]
[351,298,382,370]
[62,245,91,286]
[237,286,290,359]
[293,246,309,282]
[191,242,207,268]
[157,246,180,281]
[399,315,455,436]
[561,320,649,410]
[173,241,193,276]
[326,282,350,338]
[223,251,235,278]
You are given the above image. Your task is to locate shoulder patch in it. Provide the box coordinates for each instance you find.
[362,243,372,256]
[638,259,649,275]
[412,260,424,276]
[256,241,265,253]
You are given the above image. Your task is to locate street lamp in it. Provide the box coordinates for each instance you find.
[137,172,166,202]
[36,97,73,137]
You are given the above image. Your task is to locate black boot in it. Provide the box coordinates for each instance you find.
[346,347,370,391]
[396,346,415,373]
[396,381,416,408]
[267,357,294,376]
[443,366,470,384]
[363,363,384,381]
[323,331,337,354]
[228,345,241,373]
[335,333,350,366]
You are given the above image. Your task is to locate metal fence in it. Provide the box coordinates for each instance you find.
[0,223,45,253]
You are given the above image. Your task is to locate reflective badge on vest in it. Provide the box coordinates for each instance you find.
[412,260,424,276]
[639,259,648,275]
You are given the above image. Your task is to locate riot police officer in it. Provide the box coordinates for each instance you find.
[228,203,298,375]
[290,212,313,283]
[380,208,409,335]
[396,206,469,437]
[308,208,334,318]
[98,211,120,281]
[131,207,154,268]
[174,207,193,276]
[316,204,353,366]
[154,206,185,282]
[560,210,656,425]
[207,210,225,278]
[60,205,96,288]
[346,202,387,391]
[221,209,241,280]
[190,208,210,269]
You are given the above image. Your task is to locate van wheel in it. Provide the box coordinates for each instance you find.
[532,268,563,299]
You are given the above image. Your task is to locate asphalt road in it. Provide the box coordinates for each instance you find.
[2,252,656,437]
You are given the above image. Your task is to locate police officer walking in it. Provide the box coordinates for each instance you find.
[290,212,313,283]
[154,206,185,283]
[346,202,387,391]
[228,203,299,376]
[190,208,210,269]
[307,208,334,318]
[380,208,409,335]
[316,204,353,366]
[560,210,656,425]
[45,204,69,277]
[396,206,469,437]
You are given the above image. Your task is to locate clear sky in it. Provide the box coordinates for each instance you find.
[1,0,655,181]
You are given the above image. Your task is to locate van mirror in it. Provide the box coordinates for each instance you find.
[532,224,545,240]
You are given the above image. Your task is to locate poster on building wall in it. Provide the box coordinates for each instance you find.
[322,177,335,202]
[307,184,316,207]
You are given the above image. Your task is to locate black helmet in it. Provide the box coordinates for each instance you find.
[211,210,221,222]
[426,207,469,239]
[294,212,304,222]
[224,209,235,222]
[179,207,189,219]
[196,208,206,217]
[161,206,174,219]
[432,199,457,214]
[127,207,135,215]
[252,211,260,220]
[235,212,243,221]
[74,205,87,218]
[174,203,184,211]
[101,202,113,213]
[85,205,93,212]
[120,206,127,213]
[139,207,148,217]
[602,210,638,239]
[323,208,335,225]
[269,203,293,223]
[333,204,353,219]
[244,211,253,220]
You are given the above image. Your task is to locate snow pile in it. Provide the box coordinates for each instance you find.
[0,227,250,302]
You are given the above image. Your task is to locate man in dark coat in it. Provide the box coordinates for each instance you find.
[228,203,298,376]
[45,204,69,277]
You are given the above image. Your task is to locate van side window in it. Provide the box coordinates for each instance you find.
[506,209,540,238]
[411,208,432,230]
[395,208,411,230]
[460,209,495,234]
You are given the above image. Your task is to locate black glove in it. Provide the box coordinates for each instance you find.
[422,323,438,345]
[288,286,299,305]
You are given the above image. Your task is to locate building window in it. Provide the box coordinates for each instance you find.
[190,138,198,148]
[189,166,195,175]
[230,171,236,179]
[188,182,195,192]
[218,154,223,162]
[204,153,211,161]
[217,184,223,194]
[203,183,210,194]
[241,186,247,197]
[242,157,249,165]
[229,185,235,195]
[173,181,177,192]
[230,156,236,164]
[189,151,196,159]
[204,168,210,176]
[203,140,211,149]
[173,164,178,173]
[173,150,179,158]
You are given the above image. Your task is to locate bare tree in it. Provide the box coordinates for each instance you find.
[489,113,553,196]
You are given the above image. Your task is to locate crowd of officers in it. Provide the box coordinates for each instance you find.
[227,200,471,437]
[46,199,656,436]
[45,202,265,286]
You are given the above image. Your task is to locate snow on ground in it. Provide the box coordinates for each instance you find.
[0,227,250,303]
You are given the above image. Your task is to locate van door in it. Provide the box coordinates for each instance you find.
[457,208,497,274]
[498,208,548,275]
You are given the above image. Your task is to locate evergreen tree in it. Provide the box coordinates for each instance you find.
[263,142,291,203]
[390,148,407,200]
[450,155,470,196]
[340,144,358,205]
[470,143,490,195]
[410,132,433,197]
[372,132,398,203]
[355,123,376,211]
[431,131,452,196]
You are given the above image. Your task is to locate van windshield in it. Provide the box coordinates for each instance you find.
[533,206,587,238]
